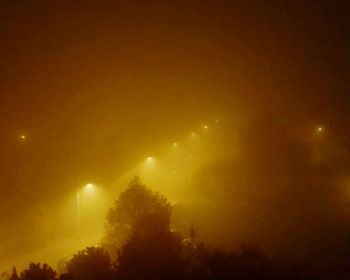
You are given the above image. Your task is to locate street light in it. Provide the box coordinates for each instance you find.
[315,126,325,136]
[85,183,94,191]
[77,183,95,226]
[146,156,154,162]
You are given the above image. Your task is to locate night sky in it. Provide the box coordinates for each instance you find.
[0,0,349,271]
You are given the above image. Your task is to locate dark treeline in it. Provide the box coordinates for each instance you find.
[1,178,344,280]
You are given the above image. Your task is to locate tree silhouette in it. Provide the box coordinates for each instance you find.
[1,271,11,280]
[65,247,112,280]
[9,267,19,280]
[20,263,57,280]
[103,176,172,256]
[117,228,187,280]
[103,177,187,280]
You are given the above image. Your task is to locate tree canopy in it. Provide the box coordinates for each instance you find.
[65,247,112,280]
[103,176,172,257]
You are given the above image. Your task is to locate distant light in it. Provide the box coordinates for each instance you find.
[146,156,154,162]
[172,142,178,147]
[203,125,208,130]
[144,156,156,168]
[83,183,96,195]
[85,183,94,189]
[20,135,27,140]
[316,126,324,134]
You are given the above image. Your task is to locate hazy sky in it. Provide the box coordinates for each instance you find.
[0,0,349,271]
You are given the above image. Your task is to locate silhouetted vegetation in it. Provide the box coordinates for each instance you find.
[103,177,172,259]
[2,178,340,280]
[63,247,112,280]
[17,263,56,280]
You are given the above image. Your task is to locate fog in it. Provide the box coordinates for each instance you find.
[0,0,348,274]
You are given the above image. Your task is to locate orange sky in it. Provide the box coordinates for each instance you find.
[0,0,349,272]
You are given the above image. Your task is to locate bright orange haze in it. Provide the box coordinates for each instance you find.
[0,0,348,272]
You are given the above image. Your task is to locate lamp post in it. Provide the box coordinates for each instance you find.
[77,187,81,226]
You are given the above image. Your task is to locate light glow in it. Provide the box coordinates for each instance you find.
[316,126,324,134]
[81,183,97,197]
[146,156,154,161]
[85,183,94,190]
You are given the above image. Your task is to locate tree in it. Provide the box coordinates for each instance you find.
[104,177,187,280]
[65,247,112,280]
[20,263,57,280]
[103,176,172,256]
[196,245,275,280]
[9,267,19,280]
[1,271,11,280]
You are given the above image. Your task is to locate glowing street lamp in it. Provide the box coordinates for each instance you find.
[142,156,157,173]
[146,156,154,162]
[20,134,27,140]
[77,183,96,225]
[316,126,324,134]
[85,183,94,191]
